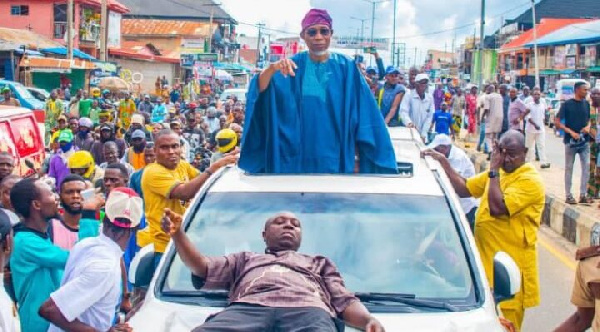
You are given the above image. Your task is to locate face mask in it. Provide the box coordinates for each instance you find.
[60,142,73,153]
[78,129,89,137]
[133,141,146,153]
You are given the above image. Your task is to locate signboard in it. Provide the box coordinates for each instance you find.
[182,39,205,49]
[194,61,213,78]
[181,53,218,68]
[554,45,566,69]
[107,11,121,48]
[331,36,390,51]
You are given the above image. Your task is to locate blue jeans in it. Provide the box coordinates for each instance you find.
[478,123,489,153]
[565,143,590,197]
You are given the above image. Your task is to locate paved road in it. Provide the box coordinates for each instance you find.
[522,226,577,332]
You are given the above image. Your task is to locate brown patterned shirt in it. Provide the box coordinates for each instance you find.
[194,250,358,316]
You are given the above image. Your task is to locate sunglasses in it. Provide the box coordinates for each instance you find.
[306,28,331,38]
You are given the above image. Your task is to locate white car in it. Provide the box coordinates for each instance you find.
[128,127,519,331]
[219,88,247,103]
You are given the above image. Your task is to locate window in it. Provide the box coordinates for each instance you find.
[10,5,29,16]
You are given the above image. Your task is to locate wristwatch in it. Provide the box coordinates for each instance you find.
[489,170,499,178]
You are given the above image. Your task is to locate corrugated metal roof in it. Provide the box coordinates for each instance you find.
[524,19,600,47]
[118,0,234,23]
[509,0,600,26]
[122,19,213,36]
[109,41,180,63]
[0,27,62,51]
[500,18,591,52]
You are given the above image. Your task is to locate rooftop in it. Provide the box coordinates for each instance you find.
[117,0,235,23]
[0,27,62,51]
[507,0,600,26]
[525,19,600,47]
[109,40,180,64]
[78,0,129,14]
[500,18,591,52]
[121,19,213,37]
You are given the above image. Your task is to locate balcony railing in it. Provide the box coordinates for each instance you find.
[54,22,67,39]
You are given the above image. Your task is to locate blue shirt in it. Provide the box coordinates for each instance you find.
[377,83,406,126]
[11,225,68,332]
[433,111,453,135]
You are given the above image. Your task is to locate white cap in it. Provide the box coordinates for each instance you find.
[428,134,452,149]
[415,73,430,83]
[105,188,143,228]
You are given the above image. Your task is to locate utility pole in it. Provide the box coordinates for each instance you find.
[66,0,73,59]
[531,0,540,88]
[205,2,221,53]
[100,0,107,61]
[256,23,264,67]
[392,0,397,66]
[478,0,485,90]
[362,0,390,65]
[350,16,368,54]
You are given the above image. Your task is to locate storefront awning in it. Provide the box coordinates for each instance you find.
[561,69,578,74]
[19,57,95,73]
[540,69,561,75]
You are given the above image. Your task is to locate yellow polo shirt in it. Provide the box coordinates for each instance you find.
[137,161,199,253]
[466,163,545,309]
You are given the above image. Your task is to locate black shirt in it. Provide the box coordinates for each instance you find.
[558,98,591,144]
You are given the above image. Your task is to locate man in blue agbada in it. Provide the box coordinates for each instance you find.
[240,8,397,174]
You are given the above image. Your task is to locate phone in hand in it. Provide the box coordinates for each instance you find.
[363,46,377,54]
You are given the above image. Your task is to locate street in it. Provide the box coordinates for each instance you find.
[522,226,576,332]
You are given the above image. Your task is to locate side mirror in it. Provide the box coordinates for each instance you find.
[129,244,156,289]
[493,251,521,303]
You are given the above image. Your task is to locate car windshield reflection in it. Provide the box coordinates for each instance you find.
[160,192,476,306]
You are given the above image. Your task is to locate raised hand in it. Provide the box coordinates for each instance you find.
[161,208,183,236]
[270,59,298,77]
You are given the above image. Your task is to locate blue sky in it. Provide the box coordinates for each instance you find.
[220,0,533,65]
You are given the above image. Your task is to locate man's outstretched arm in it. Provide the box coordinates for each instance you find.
[161,209,209,278]
[259,59,297,92]
[342,301,385,332]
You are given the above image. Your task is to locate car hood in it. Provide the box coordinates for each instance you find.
[128,298,506,332]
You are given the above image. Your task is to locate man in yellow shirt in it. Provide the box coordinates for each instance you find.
[118,92,136,132]
[424,130,545,331]
[138,129,237,268]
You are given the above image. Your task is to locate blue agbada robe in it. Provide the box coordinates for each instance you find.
[240,52,397,174]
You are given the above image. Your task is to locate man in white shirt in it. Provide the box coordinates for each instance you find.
[0,209,20,332]
[525,88,550,168]
[482,85,504,155]
[426,134,480,230]
[400,73,435,142]
[39,187,143,332]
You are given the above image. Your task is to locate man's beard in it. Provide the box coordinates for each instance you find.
[310,49,328,57]
[61,199,82,215]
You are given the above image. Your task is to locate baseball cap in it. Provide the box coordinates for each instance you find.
[366,66,377,74]
[1,86,10,93]
[131,114,145,125]
[100,123,112,132]
[105,188,143,228]
[428,134,452,149]
[58,114,68,122]
[0,209,11,242]
[415,73,430,83]
[188,103,197,109]
[385,66,400,75]
[131,129,145,140]
[58,129,74,143]
[79,117,93,128]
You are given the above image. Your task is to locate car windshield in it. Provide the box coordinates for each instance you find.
[13,84,36,100]
[161,192,476,305]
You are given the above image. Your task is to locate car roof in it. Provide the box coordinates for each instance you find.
[0,106,33,118]
[0,79,23,87]
[210,128,443,196]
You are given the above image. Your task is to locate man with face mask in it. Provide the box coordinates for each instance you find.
[9,179,69,332]
[424,130,544,330]
[122,130,148,170]
[73,118,94,152]
[49,130,77,192]
[90,124,127,165]
[242,8,396,174]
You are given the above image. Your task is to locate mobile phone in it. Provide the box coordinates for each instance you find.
[363,46,377,54]
[81,188,95,201]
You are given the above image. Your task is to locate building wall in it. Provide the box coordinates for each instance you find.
[0,1,55,41]
[112,58,178,94]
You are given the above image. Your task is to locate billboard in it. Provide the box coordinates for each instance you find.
[107,12,121,48]
[331,36,390,51]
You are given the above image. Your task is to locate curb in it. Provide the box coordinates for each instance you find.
[463,145,595,248]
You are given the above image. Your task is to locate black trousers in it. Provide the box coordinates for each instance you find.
[192,304,343,332]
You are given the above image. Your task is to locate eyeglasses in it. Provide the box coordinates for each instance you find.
[306,28,331,38]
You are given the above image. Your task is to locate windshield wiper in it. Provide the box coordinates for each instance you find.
[355,292,459,312]
[163,290,229,299]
